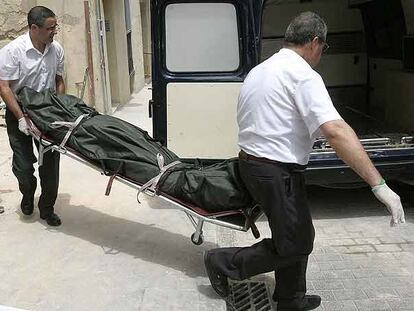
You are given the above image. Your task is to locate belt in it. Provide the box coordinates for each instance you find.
[238,150,306,172]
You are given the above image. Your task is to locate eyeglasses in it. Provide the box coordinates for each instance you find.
[45,24,60,32]
[317,37,329,53]
[36,24,60,32]
[321,42,329,53]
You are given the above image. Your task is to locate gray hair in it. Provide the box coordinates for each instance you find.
[284,12,327,45]
[28,6,56,28]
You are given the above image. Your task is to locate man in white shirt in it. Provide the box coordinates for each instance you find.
[204,12,405,310]
[0,6,65,226]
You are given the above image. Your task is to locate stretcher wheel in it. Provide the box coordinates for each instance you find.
[191,233,204,245]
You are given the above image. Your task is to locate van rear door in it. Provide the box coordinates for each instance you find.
[151,0,264,159]
[151,0,414,186]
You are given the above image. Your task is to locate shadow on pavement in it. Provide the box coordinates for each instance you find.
[50,193,216,278]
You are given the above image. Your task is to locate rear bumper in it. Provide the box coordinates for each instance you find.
[306,148,414,186]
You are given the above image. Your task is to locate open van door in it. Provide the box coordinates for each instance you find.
[150,0,264,159]
[151,0,414,186]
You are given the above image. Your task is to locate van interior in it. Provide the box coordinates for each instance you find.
[260,0,414,150]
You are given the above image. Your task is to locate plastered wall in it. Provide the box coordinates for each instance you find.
[37,1,93,107]
[130,0,145,92]
[140,0,151,80]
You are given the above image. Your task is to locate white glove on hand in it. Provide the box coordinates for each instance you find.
[18,117,30,136]
[372,182,405,227]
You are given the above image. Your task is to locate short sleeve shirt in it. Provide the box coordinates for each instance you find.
[237,48,342,165]
[0,32,64,93]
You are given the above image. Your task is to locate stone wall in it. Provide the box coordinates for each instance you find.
[0,0,92,106]
[0,0,35,48]
[0,0,147,114]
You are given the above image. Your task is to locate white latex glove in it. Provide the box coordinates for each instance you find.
[18,117,30,135]
[372,182,405,227]
[18,116,41,137]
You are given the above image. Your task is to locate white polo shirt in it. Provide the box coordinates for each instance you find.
[237,48,342,165]
[0,32,64,93]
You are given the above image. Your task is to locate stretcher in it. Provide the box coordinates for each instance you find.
[28,124,263,245]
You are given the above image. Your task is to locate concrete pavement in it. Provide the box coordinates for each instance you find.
[1,85,414,310]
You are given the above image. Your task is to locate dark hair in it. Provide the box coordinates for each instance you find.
[284,12,327,46]
[27,6,56,28]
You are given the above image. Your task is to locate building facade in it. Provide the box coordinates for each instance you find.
[0,0,151,114]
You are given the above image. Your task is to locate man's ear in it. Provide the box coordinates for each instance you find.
[311,37,319,49]
[30,24,39,32]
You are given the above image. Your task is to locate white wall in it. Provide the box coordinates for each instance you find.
[130,0,145,92]
[103,0,130,106]
[140,0,151,80]
[38,1,92,105]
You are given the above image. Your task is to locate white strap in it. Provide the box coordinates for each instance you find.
[37,140,67,166]
[136,153,181,203]
[50,114,89,148]
[36,114,88,166]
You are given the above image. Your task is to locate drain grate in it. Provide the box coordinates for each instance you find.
[226,281,273,311]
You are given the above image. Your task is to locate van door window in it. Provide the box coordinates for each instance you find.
[165,3,240,72]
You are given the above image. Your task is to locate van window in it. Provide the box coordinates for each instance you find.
[165,3,240,72]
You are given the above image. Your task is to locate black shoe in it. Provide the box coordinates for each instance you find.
[276,295,321,311]
[40,213,62,226]
[204,251,229,298]
[21,197,34,216]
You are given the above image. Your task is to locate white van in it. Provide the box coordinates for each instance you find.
[150,0,414,186]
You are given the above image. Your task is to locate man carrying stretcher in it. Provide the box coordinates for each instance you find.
[204,12,405,311]
[0,6,65,226]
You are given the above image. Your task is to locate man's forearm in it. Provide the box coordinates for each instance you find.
[57,81,65,94]
[56,76,65,94]
[0,84,24,119]
[321,120,382,187]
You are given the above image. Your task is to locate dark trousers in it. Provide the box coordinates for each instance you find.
[211,153,315,302]
[5,109,60,217]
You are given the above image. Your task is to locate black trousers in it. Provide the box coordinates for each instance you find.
[5,109,60,217]
[210,154,315,302]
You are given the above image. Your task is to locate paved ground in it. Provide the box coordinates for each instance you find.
[1,86,414,310]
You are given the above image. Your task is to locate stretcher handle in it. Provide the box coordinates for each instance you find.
[242,206,261,239]
[250,222,260,239]
[104,162,124,196]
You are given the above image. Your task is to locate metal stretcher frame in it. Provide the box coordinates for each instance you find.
[30,130,263,245]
